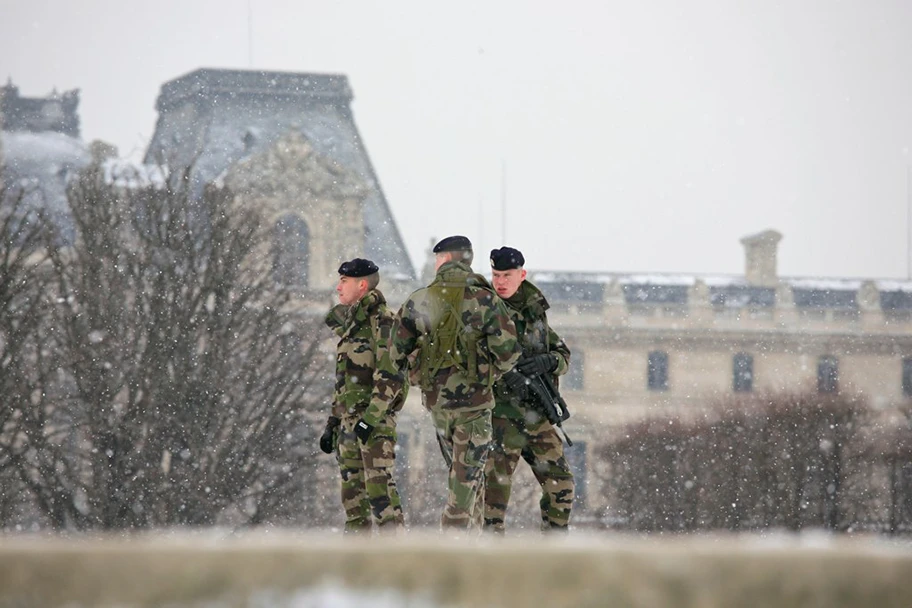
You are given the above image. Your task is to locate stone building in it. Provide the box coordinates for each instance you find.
[535,229,912,422]
[0,81,90,238]
[144,68,415,301]
[0,80,80,137]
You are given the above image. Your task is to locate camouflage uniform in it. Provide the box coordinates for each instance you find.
[484,280,575,532]
[325,289,406,532]
[371,260,520,529]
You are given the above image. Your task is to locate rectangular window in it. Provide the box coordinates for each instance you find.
[818,356,839,394]
[564,441,587,508]
[733,353,753,392]
[647,351,669,391]
[394,431,410,509]
[903,358,912,397]
[563,349,584,391]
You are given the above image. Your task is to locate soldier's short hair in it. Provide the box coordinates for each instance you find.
[456,249,474,265]
[434,235,474,266]
[364,272,380,290]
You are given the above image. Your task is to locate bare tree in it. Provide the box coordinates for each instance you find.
[598,393,872,533]
[10,163,331,530]
[0,183,55,528]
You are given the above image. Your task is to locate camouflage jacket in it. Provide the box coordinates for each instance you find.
[370,261,520,416]
[493,280,571,420]
[325,289,406,420]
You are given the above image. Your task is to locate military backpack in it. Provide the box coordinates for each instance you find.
[418,271,493,390]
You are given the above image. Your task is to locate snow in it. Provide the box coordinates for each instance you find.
[1,130,88,165]
[876,280,912,293]
[618,274,696,286]
[530,271,912,303]
[2,531,911,607]
[786,277,863,290]
[102,158,167,189]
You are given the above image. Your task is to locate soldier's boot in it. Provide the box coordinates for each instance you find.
[542,521,570,533]
[343,519,372,535]
[372,498,404,534]
[375,518,403,536]
[483,517,506,534]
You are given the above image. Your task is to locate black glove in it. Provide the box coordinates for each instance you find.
[354,419,374,443]
[319,416,340,454]
[502,370,529,400]
[516,353,558,377]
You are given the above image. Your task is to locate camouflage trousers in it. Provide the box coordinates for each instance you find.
[335,413,404,532]
[430,407,493,530]
[484,412,574,532]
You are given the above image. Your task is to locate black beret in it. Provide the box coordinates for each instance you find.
[338,258,379,277]
[433,235,473,253]
[490,246,525,270]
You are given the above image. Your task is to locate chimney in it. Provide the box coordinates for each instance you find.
[740,230,782,286]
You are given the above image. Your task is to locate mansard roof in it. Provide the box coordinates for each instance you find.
[154,69,352,112]
[144,68,415,280]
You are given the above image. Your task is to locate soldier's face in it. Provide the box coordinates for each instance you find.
[434,253,451,271]
[336,276,366,305]
[492,268,526,299]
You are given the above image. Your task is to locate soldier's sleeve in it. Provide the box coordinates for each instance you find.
[545,315,572,376]
[482,291,521,379]
[361,303,416,427]
[324,304,347,337]
[325,305,347,418]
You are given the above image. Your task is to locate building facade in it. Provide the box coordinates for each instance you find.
[144,68,415,299]
[0,82,90,239]
[536,230,912,426]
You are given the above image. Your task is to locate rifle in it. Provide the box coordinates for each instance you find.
[524,373,573,447]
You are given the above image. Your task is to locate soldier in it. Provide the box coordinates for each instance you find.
[319,258,406,533]
[370,236,520,530]
[484,246,575,533]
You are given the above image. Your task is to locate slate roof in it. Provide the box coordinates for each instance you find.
[143,68,415,280]
[792,288,858,310]
[709,285,776,308]
[624,283,689,305]
[529,271,912,312]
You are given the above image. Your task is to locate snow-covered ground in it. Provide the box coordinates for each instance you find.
[1,529,911,607]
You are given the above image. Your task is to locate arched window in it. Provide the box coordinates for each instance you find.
[272,214,309,287]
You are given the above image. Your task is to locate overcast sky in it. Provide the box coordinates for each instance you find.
[3,0,912,279]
